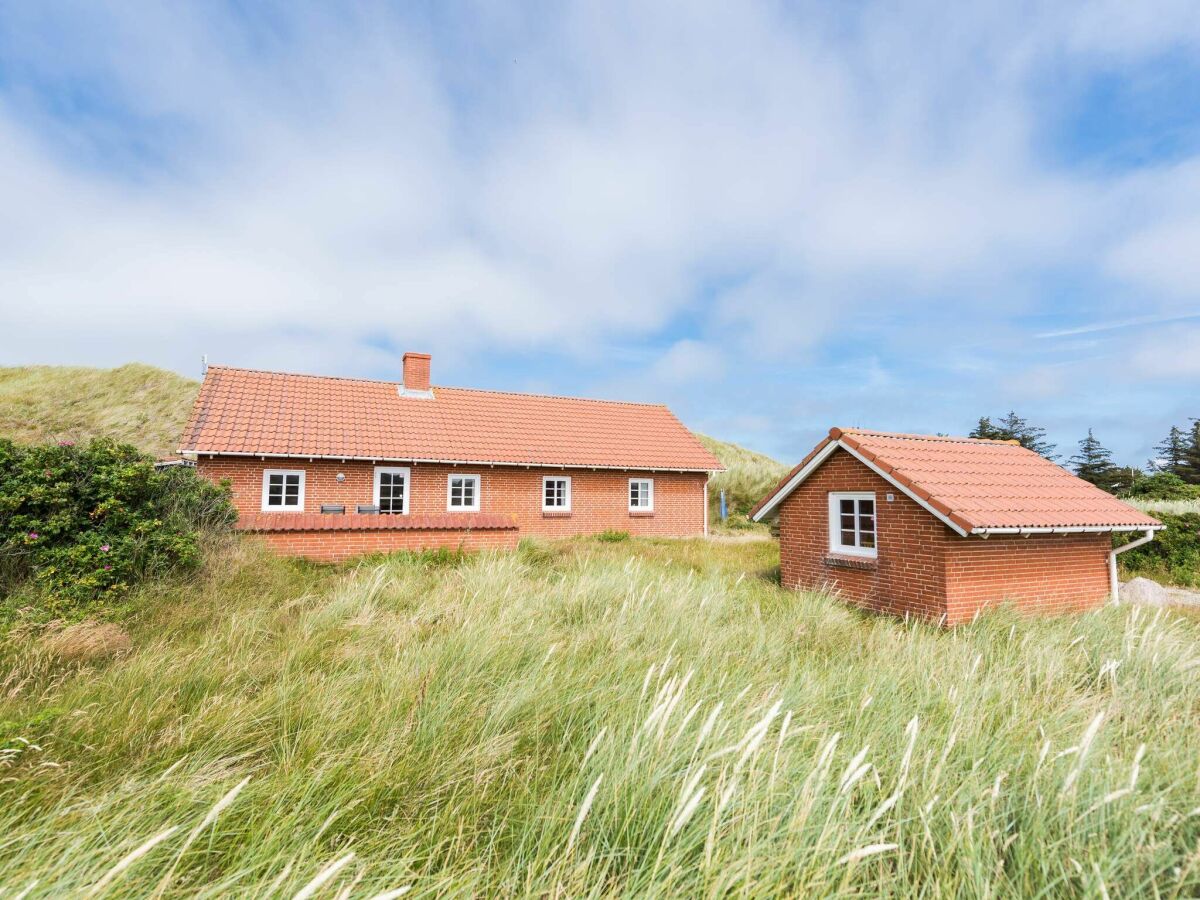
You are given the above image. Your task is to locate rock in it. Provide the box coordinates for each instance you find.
[1119,577,1172,607]
[41,622,132,662]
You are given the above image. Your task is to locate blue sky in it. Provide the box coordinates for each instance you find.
[1,1,1199,466]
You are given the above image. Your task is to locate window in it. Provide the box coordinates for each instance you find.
[374,466,410,514]
[629,478,654,511]
[829,492,876,557]
[262,469,304,511]
[542,476,571,511]
[447,474,481,511]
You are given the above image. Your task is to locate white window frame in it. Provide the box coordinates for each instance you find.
[261,468,305,512]
[373,466,411,515]
[629,477,654,512]
[446,473,481,512]
[542,475,572,512]
[828,492,877,558]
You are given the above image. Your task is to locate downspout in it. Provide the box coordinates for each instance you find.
[1109,528,1156,604]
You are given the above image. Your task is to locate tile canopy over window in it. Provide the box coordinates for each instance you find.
[448,474,481,511]
[629,478,654,511]
[543,476,571,511]
[829,492,876,557]
[262,469,304,511]
[374,466,410,514]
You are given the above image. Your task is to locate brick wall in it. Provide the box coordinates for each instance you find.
[778,449,953,621]
[253,524,517,563]
[776,448,1111,624]
[196,456,707,541]
[943,533,1110,624]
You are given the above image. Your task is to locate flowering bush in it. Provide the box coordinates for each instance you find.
[0,439,234,616]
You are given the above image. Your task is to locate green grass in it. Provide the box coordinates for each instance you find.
[1127,498,1200,516]
[0,364,198,459]
[697,434,789,530]
[3,535,1200,896]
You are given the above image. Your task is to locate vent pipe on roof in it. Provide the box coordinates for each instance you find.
[399,352,434,399]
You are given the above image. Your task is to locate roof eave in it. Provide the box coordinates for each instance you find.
[970,524,1165,536]
[182,447,721,474]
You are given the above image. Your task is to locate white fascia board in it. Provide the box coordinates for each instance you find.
[753,438,970,537]
[185,449,715,474]
[836,442,970,537]
[751,440,840,522]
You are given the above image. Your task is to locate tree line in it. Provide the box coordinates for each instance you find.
[968,412,1200,497]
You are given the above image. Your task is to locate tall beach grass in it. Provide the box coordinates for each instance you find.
[2,536,1200,896]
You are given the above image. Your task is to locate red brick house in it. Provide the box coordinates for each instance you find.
[751,427,1162,624]
[179,353,722,561]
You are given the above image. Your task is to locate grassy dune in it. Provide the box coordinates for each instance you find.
[0,364,198,458]
[3,536,1200,896]
[697,434,789,522]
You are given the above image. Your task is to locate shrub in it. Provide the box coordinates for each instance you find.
[596,529,630,543]
[1122,472,1200,501]
[0,439,234,617]
[1116,512,1200,587]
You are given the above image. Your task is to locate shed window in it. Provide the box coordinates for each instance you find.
[374,466,410,514]
[629,478,654,511]
[262,469,305,511]
[829,492,876,557]
[447,474,481,511]
[543,476,571,511]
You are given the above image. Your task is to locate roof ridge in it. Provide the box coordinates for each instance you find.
[836,427,1017,446]
[204,364,671,410]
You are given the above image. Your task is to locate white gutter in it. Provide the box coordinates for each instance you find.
[1109,528,1158,604]
[973,525,1166,536]
[182,448,721,475]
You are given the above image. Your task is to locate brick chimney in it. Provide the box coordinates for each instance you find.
[401,352,432,396]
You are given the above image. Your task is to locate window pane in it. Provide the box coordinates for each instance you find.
[840,513,855,530]
[285,474,299,489]
[840,498,854,515]
[859,499,874,515]
[860,515,875,533]
[841,529,856,546]
[860,532,875,549]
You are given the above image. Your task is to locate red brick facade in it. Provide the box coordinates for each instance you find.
[777,449,1110,624]
[197,456,707,560]
[251,522,518,562]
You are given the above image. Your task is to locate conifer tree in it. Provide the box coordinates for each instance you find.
[1069,429,1117,490]
[1181,419,1200,485]
[1153,425,1189,476]
[970,411,1057,459]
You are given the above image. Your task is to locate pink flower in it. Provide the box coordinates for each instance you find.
[100,544,110,552]
[103,565,112,571]
[58,440,74,447]
[27,531,38,540]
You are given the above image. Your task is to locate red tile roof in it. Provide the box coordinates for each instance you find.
[752,427,1162,533]
[180,366,722,472]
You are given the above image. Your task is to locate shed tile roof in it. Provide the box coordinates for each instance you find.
[180,366,722,472]
[752,427,1162,533]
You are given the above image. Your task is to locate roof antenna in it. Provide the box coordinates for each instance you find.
[201,354,208,377]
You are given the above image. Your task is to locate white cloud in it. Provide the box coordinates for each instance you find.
[0,0,1198,465]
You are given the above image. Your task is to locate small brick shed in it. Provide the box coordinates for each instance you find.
[752,428,1162,624]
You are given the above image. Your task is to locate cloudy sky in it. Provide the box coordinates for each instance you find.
[1,1,1199,465]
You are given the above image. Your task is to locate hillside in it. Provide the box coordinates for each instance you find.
[3,537,1200,895]
[0,367,788,515]
[698,433,790,518]
[0,364,198,458]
